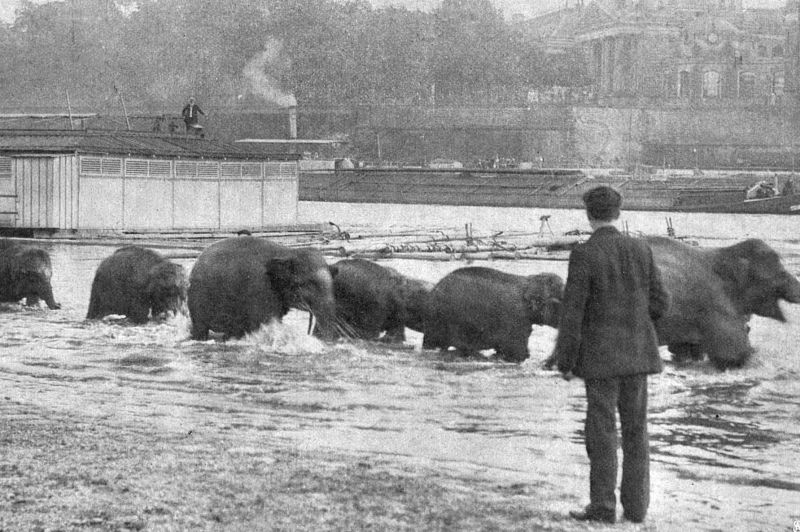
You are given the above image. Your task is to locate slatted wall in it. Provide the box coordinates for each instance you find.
[76,156,298,230]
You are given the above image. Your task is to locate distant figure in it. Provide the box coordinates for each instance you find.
[168,119,180,134]
[335,158,354,170]
[782,180,794,196]
[151,115,165,133]
[181,96,205,136]
[746,181,777,199]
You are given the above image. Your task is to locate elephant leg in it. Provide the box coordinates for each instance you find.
[668,343,703,364]
[127,302,150,324]
[381,324,406,343]
[25,295,40,307]
[422,331,446,351]
[191,320,210,341]
[354,323,381,341]
[495,336,530,363]
[422,317,448,350]
[244,296,273,335]
[495,348,530,363]
[454,346,480,358]
[703,314,753,370]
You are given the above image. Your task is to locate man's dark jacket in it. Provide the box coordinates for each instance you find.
[554,225,669,379]
[182,103,203,124]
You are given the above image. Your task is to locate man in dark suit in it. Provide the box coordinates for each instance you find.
[552,186,669,524]
[181,97,205,136]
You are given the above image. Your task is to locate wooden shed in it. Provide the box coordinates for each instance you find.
[0,129,300,233]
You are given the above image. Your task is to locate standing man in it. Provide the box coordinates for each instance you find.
[551,186,669,524]
[181,96,204,135]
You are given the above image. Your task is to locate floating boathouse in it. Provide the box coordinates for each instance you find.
[0,129,300,234]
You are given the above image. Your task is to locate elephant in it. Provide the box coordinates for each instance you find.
[646,236,800,369]
[422,267,563,363]
[86,246,188,323]
[0,239,60,309]
[327,258,432,342]
[188,236,339,340]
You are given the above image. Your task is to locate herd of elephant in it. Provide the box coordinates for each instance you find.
[2,233,800,370]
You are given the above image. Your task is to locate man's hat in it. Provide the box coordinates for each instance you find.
[583,186,622,221]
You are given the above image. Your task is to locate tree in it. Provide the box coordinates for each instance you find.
[119,0,268,110]
[3,0,127,111]
[431,0,521,105]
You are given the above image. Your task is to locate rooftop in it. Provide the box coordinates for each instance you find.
[0,129,299,161]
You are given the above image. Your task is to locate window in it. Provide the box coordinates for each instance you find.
[757,44,768,57]
[772,45,783,58]
[702,70,720,98]
[0,158,11,180]
[678,71,690,98]
[773,71,785,96]
[738,72,755,98]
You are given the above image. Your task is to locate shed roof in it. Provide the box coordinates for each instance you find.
[0,129,299,161]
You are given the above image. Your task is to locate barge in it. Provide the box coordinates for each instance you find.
[299,167,800,215]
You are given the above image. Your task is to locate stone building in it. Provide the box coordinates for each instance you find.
[522,0,794,105]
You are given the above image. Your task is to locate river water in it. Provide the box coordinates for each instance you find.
[1,201,799,530]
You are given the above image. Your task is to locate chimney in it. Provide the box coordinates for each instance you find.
[288,105,297,139]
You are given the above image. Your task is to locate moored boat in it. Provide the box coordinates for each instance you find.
[299,166,800,215]
[674,190,800,214]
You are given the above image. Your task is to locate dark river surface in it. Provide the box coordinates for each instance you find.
[2,202,799,530]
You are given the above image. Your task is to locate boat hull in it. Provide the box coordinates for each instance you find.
[299,168,800,215]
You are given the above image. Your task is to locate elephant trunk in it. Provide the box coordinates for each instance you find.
[38,280,60,310]
[781,273,800,305]
[402,281,432,333]
[754,272,800,322]
[539,298,562,328]
[307,295,339,340]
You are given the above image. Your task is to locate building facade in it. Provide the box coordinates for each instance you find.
[524,0,795,105]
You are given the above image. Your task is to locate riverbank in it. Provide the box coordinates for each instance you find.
[0,386,626,531]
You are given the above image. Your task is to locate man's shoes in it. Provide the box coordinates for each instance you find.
[568,506,616,523]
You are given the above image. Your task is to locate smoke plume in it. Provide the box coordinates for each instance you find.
[243,38,297,107]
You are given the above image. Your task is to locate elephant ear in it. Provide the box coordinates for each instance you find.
[267,254,302,310]
[712,255,751,288]
[523,273,564,326]
[146,262,188,302]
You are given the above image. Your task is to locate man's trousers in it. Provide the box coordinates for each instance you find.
[584,374,650,521]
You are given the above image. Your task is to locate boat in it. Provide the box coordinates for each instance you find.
[674,190,800,214]
[299,166,800,215]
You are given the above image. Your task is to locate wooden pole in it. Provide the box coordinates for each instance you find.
[116,85,131,130]
[65,90,74,130]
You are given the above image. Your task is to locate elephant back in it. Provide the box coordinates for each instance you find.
[0,242,53,281]
[188,236,299,337]
[428,267,528,319]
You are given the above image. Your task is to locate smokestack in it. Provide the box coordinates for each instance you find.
[288,105,297,139]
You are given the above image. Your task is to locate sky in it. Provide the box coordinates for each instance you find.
[0,0,787,24]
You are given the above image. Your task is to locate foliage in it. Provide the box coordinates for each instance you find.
[0,0,589,112]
